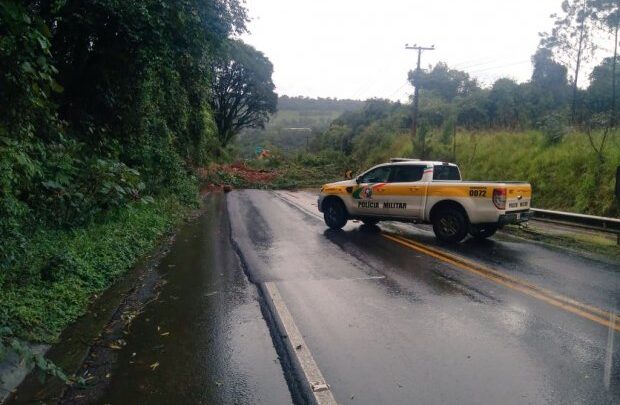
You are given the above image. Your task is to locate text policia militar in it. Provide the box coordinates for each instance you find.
[358,201,407,209]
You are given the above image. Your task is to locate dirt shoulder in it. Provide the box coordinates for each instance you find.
[503,220,619,262]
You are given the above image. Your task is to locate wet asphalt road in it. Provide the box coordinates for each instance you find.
[228,189,619,405]
[75,190,619,405]
[95,194,292,404]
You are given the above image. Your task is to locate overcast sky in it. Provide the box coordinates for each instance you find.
[240,0,604,101]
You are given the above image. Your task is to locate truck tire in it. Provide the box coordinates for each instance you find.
[469,224,498,239]
[323,199,347,230]
[432,209,468,243]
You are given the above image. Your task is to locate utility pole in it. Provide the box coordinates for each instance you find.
[405,43,435,158]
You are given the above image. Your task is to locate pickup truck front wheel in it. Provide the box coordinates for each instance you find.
[469,224,498,239]
[323,199,348,230]
[432,210,468,243]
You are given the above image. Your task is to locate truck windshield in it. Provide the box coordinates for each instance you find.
[433,165,461,181]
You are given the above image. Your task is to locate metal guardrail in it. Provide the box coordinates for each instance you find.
[530,208,620,244]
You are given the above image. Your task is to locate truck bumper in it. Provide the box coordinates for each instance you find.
[499,210,531,226]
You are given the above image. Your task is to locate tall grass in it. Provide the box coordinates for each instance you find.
[444,131,619,216]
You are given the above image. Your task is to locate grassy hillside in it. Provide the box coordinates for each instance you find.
[456,131,619,217]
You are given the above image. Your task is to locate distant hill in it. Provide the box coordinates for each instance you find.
[236,96,364,156]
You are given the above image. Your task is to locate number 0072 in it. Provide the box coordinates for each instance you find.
[469,189,487,197]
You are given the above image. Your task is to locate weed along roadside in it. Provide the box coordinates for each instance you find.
[0,196,199,402]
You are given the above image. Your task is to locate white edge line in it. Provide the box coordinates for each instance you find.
[273,191,323,220]
[262,281,338,405]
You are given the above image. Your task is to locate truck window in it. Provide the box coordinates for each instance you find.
[389,165,424,182]
[359,166,391,183]
[433,165,461,181]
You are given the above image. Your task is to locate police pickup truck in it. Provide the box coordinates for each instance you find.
[317,159,532,243]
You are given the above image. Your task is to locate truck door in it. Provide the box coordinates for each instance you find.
[383,165,426,219]
[351,166,392,216]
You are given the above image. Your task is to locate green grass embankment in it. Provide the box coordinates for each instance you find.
[0,197,191,343]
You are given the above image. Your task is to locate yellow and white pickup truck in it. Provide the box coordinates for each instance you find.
[317,159,532,243]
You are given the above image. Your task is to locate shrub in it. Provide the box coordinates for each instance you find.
[539,113,568,145]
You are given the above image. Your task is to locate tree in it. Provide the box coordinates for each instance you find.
[488,78,520,128]
[540,0,598,122]
[456,91,490,129]
[530,48,570,120]
[589,0,620,126]
[409,62,479,102]
[586,57,620,115]
[210,40,277,147]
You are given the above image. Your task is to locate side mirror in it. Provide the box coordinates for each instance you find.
[355,176,361,184]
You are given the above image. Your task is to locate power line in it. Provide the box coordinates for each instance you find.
[350,65,398,100]
[453,56,502,70]
[468,59,529,74]
[386,80,411,100]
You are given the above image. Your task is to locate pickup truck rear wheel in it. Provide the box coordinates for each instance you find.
[432,210,468,243]
[469,224,498,239]
[323,199,347,230]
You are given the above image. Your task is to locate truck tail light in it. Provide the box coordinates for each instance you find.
[493,188,506,210]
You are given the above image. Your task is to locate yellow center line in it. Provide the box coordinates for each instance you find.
[387,233,612,319]
[382,233,620,333]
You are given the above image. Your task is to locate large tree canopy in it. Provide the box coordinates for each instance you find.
[409,62,479,102]
[210,40,277,147]
[586,57,620,116]
[530,48,570,111]
[539,0,598,120]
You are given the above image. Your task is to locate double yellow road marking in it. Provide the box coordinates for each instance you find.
[383,232,620,333]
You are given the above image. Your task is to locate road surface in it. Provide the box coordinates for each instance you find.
[228,189,618,405]
[14,190,617,404]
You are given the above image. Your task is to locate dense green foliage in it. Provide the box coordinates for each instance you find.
[1,0,243,267]
[0,0,277,350]
[399,51,620,136]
